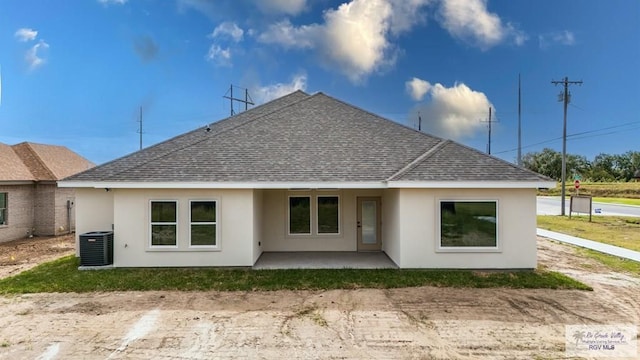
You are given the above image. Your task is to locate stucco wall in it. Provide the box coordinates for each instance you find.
[111,188,255,267]
[252,189,263,263]
[381,189,401,266]
[75,188,114,256]
[0,184,35,242]
[395,188,537,269]
[261,189,383,252]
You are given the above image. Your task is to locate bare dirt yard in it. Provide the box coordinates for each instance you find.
[0,234,75,279]
[0,236,638,359]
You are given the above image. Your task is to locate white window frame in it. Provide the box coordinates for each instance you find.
[149,200,179,248]
[189,200,219,249]
[316,195,340,235]
[436,199,500,253]
[288,195,312,235]
[0,192,7,226]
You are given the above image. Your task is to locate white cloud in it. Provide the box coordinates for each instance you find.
[258,20,317,49]
[405,77,432,101]
[211,22,244,42]
[253,74,307,103]
[388,0,432,35]
[177,0,217,19]
[258,0,430,83]
[256,0,307,15]
[25,40,49,70]
[539,30,575,49]
[409,81,493,139]
[98,0,127,5]
[205,45,231,66]
[14,28,38,42]
[437,0,524,49]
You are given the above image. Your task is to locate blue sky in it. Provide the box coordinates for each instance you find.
[1,0,638,165]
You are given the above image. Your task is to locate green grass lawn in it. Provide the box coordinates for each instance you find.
[0,255,591,294]
[591,197,640,206]
[539,182,640,199]
[537,215,640,252]
[576,248,640,275]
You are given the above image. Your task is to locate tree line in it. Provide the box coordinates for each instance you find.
[522,148,640,182]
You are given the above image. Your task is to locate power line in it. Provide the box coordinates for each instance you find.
[494,120,640,155]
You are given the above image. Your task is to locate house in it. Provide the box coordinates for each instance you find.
[0,142,95,243]
[59,91,554,269]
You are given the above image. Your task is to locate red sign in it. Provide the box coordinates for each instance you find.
[574,180,580,189]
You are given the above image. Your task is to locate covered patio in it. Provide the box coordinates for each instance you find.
[253,252,398,270]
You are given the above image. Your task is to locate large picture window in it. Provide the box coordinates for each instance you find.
[190,201,217,247]
[439,200,497,249]
[289,196,311,234]
[317,196,339,234]
[0,193,7,225]
[150,201,177,246]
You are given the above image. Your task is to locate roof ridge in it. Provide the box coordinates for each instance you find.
[13,143,56,180]
[100,91,314,181]
[315,92,446,140]
[386,139,450,181]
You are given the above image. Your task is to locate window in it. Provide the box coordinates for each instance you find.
[317,196,339,234]
[0,193,6,226]
[439,200,497,249]
[289,196,311,234]
[190,201,217,247]
[150,201,177,246]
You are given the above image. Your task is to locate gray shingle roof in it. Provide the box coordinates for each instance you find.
[64,91,551,185]
[389,140,551,182]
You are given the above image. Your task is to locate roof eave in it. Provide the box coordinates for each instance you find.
[387,180,557,189]
[57,181,389,189]
[59,180,557,190]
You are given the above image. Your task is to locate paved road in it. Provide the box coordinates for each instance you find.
[537,196,640,217]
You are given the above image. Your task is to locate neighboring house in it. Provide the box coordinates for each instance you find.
[60,91,554,269]
[0,142,95,243]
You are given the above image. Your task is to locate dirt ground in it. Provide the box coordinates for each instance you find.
[0,237,638,359]
[0,234,75,279]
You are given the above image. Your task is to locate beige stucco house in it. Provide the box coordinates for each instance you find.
[60,91,554,269]
[0,142,95,243]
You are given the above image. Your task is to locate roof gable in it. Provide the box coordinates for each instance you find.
[0,143,35,181]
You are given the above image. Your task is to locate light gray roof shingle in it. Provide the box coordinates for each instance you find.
[390,140,551,182]
[64,91,551,185]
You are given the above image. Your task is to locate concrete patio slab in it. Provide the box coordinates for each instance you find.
[253,252,398,269]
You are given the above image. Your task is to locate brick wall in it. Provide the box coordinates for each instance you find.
[0,184,36,243]
[54,187,75,235]
[34,183,56,236]
[0,183,77,242]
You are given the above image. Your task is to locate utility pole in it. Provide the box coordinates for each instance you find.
[517,74,522,166]
[481,107,496,155]
[418,112,422,131]
[137,106,143,150]
[223,84,254,116]
[551,76,582,216]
